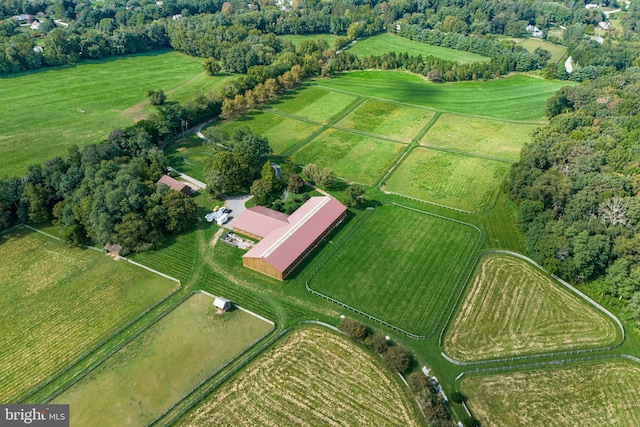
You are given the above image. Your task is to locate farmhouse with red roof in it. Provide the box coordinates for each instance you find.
[235,196,347,280]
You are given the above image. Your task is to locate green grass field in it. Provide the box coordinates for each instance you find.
[204,110,321,155]
[268,85,360,123]
[55,293,273,426]
[0,227,177,402]
[291,128,405,185]
[445,255,620,361]
[461,361,640,426]
[0,51,232,178]
[279,33,339,47]
[315,71,571,121]
[517,38,567,64]
[165,134,214,182]
[349,33,488,64]
[421,113,539,160]
[335,99,435,141]
[309,205,479,336]
[385,148,510,212]
[179,327,421,426]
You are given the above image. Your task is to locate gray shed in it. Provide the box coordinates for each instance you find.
[213,297,232,311]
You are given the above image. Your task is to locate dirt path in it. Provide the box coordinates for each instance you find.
[209,227,226,247]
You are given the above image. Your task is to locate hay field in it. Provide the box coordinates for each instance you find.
[268,85,359,123]
[461,361,640,427]
[517,38,567,63]
[335,99,434,142]
[445,255,620,361]
[309,205,479,336]
[0,227,177,402]
[291,128,405,185]
[385,148,510,212]
[179,327,421,426]
[421,114,539,161]
[55,293,273,426]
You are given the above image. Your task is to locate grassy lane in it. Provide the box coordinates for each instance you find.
[349,33,488,64]
[0,51,229,177]
[314,71,571,121]
[445,255,620,361]
[461,361,640,427]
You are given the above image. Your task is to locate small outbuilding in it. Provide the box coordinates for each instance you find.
[104,243,123,256]
[157,174,192,196]
[213,297,232,312]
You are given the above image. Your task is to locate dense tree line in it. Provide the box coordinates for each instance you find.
[504,69,640,324]
[0,124,197,253]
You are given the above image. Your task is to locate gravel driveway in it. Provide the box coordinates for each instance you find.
[222,195,252,229]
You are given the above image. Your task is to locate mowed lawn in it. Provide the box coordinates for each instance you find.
[279,33,339,47]
[179,327,421,426]
[291,128,405,185]
[461,362,640,427]
[0,51,230,177]
[268,85,360,123]
[309,205,479,336]
[349,33,488,64]
[165,133,214,182]
[0,227,177,402]
[386,148,510,212]
[517,38,567,64]
[55,293,273,427]
[204,109,320,155]
[335,99,434,142]
[421,113,539,160]
[315,71,571,121]
[445,255,620,361]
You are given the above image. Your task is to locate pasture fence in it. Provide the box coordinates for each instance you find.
[150,327,290,427]
[385,192,473,214]
[454,353,640,382]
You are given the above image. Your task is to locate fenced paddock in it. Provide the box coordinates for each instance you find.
[307,205,479,336]
[0,227,177,403]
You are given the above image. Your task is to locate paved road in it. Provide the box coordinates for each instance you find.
[565,56,573,73]
[166,167,207,190]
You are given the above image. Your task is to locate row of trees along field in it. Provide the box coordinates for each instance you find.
[4,0,639,75]
[504,67,640,324]
[0,125,197,253]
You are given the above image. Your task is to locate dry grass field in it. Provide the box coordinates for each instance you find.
[445,255,620,361]
[179,327,421,426]
[0,227,177,402]
[461,361,640,426]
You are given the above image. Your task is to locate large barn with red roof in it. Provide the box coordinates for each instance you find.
[234,196,347,280]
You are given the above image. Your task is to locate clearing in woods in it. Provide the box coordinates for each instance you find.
[421,113,539,161]
[54,293,273,426]
[461,361,640,427]
[348,33,489,64]
[517,38,567,64]
[291,128,405,186]
[0,227,177,402]
[444,255,620,361]
[385,148,510,212]
[178,327,421,426]
[308,205,479,336]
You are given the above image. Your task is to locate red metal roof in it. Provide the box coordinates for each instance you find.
[243,196,347,274]
[233,206,290,238]
[158,175,190,193]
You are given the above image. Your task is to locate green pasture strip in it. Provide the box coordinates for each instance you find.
[348,33,488,64]
[177,326,422,427]
[0,227,177,403]
[478,194,526,252]
[421,113,539,161]
[168,72,236,104]
[314,71,571,122]
[461,361,640,427]
[53,293,273,427]
[290,128,405,185]
[517,38,567,64]
[165,133,214,182]
[279,33,339,47]
[204,109,321,155]
[385,148,510,212]
[334,99,435,142]
[444,254,621,362]
[0,51,220,178]
[308,205,479,336]
[267,84,360,123]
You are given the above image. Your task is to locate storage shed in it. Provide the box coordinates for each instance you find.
[213,297,232,312]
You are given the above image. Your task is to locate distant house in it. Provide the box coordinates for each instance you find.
[33,45,43,53]
[598,21,612,30]
[237,196,347,280]
[157,175,192,195]
[12,14,31,22]
[585,3,600,9]
[595,35,604,44]
[172,13,182,20]
[213,296,232,312]
[104,243,123,256]
[30,20,40,30]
